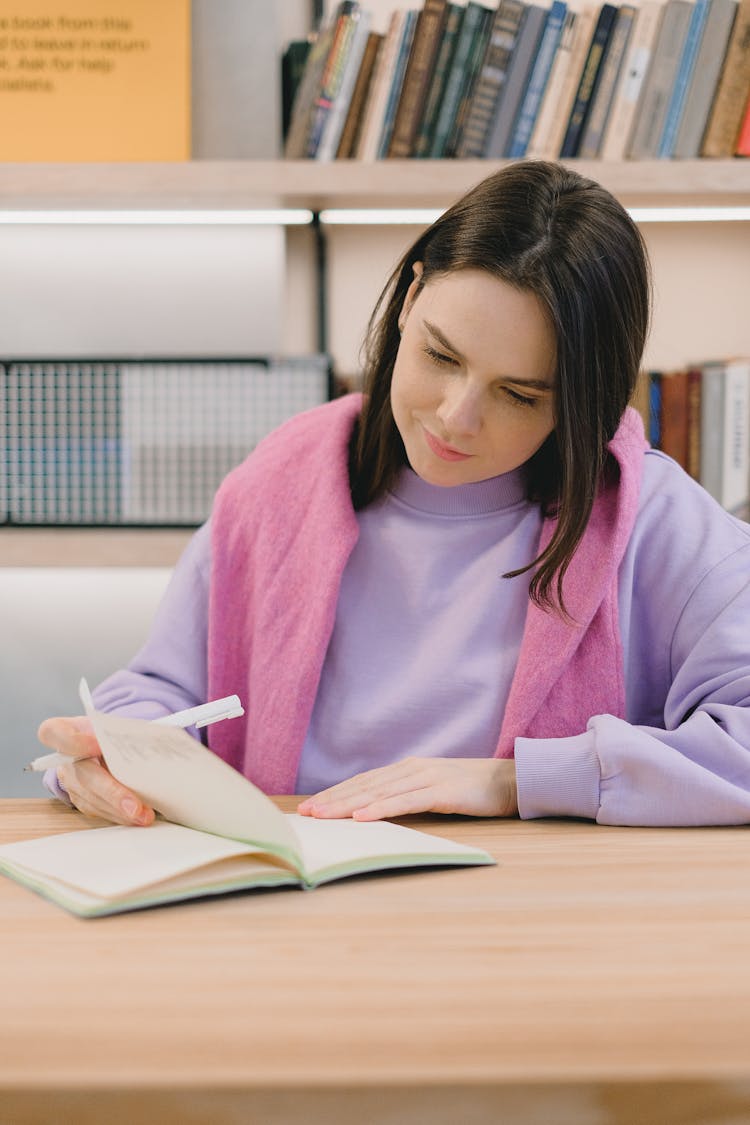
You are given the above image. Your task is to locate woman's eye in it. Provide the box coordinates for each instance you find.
[503,387,538,408]
[423,345,457,367]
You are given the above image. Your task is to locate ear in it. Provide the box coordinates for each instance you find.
[398,261,424,332]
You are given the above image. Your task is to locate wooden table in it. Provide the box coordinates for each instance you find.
[1,799,750,1125]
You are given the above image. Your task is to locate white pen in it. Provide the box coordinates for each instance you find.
[24,694,244,773]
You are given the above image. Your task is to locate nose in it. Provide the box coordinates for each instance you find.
[436,380,483,438]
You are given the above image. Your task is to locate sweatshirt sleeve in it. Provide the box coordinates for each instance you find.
[92,520,211,720]
[42,523,212,804]
[516,466,750,826]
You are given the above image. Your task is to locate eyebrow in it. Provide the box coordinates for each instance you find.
[422,319,555,391]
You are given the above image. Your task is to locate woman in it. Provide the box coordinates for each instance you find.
[40,160,750,827]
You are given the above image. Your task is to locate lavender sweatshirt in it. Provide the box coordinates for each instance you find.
[67,435,750,827]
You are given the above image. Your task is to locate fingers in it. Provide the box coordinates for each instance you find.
[298,758,436,820]
[58,757,155,827]
[37,716,101,760]
[39,715,155,827]
[298,758,519,820]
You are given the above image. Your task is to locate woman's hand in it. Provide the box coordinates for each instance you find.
[297,757,518,821]
[37,716,155,827]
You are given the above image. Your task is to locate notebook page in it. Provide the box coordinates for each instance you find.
[90,710,301,867]
[288,813,495,884]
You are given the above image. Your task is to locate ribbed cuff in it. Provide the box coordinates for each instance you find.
[514,728,601,821]
[43,767,74,807]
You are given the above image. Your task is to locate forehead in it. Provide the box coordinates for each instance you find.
[415,270,557,378]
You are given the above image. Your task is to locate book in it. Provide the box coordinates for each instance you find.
[282,39,313,143]
[284,16,338,158]
[599,2,666,160]
[388,0,450,157]
[377,10,419,158]
[672,0,738,157]
[0,703,494,917]
[414,3,465,156]
[446,3,496,155]
[699,358,750,514]
[315,6,372,160]
[336,30,383,158]
[306,1,360,158]
[627,0,695,159]
[648,371,663,449]
[507,0,569,158]
[455,0,527,159]
[659,367,690,469]
[657,0,712,157]
[0,0,190,161]
[559,2,620,158]
[526,6,597,158]
[484,2,549,157]
[701,0,750,156]
[577,4,638,158]
[427,1,493,157]
[686,365,703,480]
[735,87,750,152]
[355,9,408,161]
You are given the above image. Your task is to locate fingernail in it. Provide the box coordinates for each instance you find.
[122,798,139,818]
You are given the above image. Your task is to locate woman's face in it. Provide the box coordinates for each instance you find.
[391,267,557,487]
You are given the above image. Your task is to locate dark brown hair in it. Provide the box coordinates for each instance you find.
[350,160,651,615]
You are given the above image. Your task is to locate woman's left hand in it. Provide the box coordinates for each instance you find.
[297,757,518,821]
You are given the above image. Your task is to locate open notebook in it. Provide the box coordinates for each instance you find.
[0,687,495,917]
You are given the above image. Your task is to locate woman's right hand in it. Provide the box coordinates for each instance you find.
[37,716,155,827]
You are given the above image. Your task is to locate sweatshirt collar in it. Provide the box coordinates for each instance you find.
[390,465,528,517]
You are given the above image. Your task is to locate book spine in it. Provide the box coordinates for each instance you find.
[527,7,592,159]
[699,361,725,503]
[284,17,338,159]
[336,31,383,158]
[414,4,465,157]
[720,360,750,513]
[307,2,359,158]
[282,40,313,144]
[484,3,549,157]
[735,88,750,152]
[627,0,694,159]
[388,0,450,157]
[659,368,690,469]
[578,5,638,159]
[447,6,496,156]
[507,0,568,158]
[316,8,372,161]
[559,2,619,158]
[657,0,712,158]
[649,371,663,450]
[673,0,739,158]
[355,11,405,161]
[455,0,527,159]
[427,2,489,158]
[377,11,419,159]
[686,366,703,480]
[600,2,665,160]
[701,0,750,155]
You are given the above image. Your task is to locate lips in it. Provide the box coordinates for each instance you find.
[422,426,472,462]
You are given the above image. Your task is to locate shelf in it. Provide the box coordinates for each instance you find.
[0,159,748,211]
[0,527,193,567]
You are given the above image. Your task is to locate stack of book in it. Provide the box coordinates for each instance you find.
[0,357,330,526]
[633,357,750,515]
[283,0,750,160]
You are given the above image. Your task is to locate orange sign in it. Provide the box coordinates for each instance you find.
[0,0,190,160]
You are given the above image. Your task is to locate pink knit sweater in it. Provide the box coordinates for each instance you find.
[207,394,648,793]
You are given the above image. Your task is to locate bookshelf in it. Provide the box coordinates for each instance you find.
[0,159,748,209]
[1,157,748,565]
